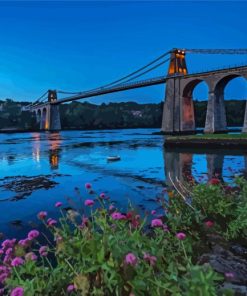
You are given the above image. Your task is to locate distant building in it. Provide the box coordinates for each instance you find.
[131,110,143,118]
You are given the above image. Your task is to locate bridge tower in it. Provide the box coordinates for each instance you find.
[46,90,61,131]
[162,49,195,134]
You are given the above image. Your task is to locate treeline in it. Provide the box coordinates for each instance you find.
[0,99,246,130]
[0,99,37,129]
[59,101,162,129]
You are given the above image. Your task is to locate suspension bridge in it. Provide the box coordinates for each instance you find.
[24,48,247,134]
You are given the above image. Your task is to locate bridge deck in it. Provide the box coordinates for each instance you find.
[29,64,247,108]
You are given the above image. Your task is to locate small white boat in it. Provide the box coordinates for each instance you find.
[107,156,121,161]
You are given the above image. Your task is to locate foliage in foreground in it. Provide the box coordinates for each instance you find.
[1,177,247,295]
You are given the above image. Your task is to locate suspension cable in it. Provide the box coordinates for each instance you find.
[113,57,170,87]
[185,49,247,54]
[97,50,171,88]
[57,50,171,95]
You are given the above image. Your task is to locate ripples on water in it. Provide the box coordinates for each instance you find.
[0,128,246,239]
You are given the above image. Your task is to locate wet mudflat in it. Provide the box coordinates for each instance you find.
[0,128,246,240]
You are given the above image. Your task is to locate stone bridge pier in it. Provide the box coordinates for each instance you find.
[33,104,61,131]
[32,91,61,131]
[161,65,247,134]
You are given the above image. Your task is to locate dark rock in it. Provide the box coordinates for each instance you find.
[230,244,247,259]
[220,283,247,296]
[199,245,247,285]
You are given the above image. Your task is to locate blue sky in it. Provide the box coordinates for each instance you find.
[0,1,246,104]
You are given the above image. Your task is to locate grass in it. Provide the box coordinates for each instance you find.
[166,133,247,141]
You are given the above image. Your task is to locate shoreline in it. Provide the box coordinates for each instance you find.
[164,134,247,148]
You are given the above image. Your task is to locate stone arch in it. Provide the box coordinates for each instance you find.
[182,78,209,98]
[214,74,245,97]
[214,74,247,128]
[181,78,209,131]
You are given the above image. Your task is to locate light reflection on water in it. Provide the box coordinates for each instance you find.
[0,128,246,239]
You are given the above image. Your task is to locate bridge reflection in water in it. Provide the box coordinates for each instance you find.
[48,133,62,170]
[31,132,62,170]
[164,148,247,186]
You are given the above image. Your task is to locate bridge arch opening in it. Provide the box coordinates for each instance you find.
[41,107,48,130]
[36,109,41,123]
[215,75,247,128]
[182,79,209,129]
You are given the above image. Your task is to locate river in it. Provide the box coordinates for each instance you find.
[0,128,246,240]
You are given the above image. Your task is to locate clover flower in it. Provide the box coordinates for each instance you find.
[18,239,30,248]
[1,239,16,249]
[37,211,47,220]
[143,253,157,266]
[225,272,234,279]
[99,193,106,199]
[10,287,24,296]
[125,253,138,266]
[11,257,24,267]
[85,183,92,189]
[39,246,48,257]
[25,252,38,261]
[204,220,214,228]
[151,219,163,228]
[84,199,94,206]
[111,212,126,220]
[209,178,220,185]
[47,218,57,227]
[67,284,75,293]
[176,232,186,240]
[27,230,40,240]
[55,202,62,208]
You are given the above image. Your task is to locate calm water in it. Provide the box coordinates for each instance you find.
[0,128,246,239]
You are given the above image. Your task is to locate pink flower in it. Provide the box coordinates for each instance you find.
[151,210,156,215]
[0,272,9,284]
[55,236,63,243]
[143,253,157,266]
[5,248,13,256]
[55,202,62,208]
[111,212,126,220]
[79,216,89,229]
[10,287,24,296]
[0,265,10,273]
[163,224,169,232]
[18,239,30,248]
[1,239,16,249]
[67,284,75,293]
[47,218,57,227]
[11,257,24,267]
[225,272,234,279]
[37,211,47,220]
[25,252,37,261]
[27,230,40,240]
[109,205,115,211]
[209,178,220,185]
[99,193,106,199]
[151,219,163,228]
[125,253,138,266]
[39,246,48,257]
[85,183,92,189]
[176,232,186,240]
[3,255,11,264]
[84,199,94,206]
[205,220,214,228]
[0,249,3,255]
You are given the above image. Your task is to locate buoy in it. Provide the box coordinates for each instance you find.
[107,156,121,161]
